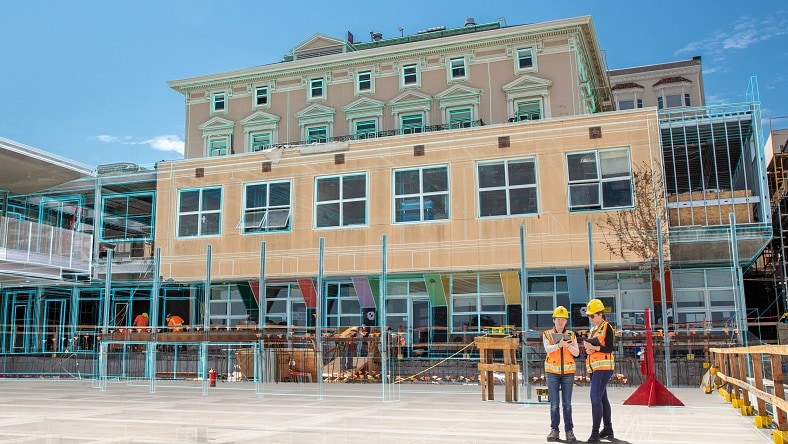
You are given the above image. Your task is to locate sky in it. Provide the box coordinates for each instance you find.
[1,1,787,168]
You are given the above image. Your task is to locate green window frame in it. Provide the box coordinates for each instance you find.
[306,125,328,144]
[357,71,372,92]
[208,138,229,157]
[566,148,633,211]
[255,86,268,106]
[250,133,271,152]
[355,120,376,138]
[394,165,449,223]
[242,181,291,233]
[527,274,569,329]
[515,100,542,121]
[402,64,418,85]
[400,114,423,134]
[177,187,222,237]
[477,158,537,217]
[212,92,225,113]
[325,282,361,329]
[516,48,534,70]
[450,57,466,79]
[450,275,506,334]
[448,108,472,128]
[310,78,324,99]
[315,173,367,228]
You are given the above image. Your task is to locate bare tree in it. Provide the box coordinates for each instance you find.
[597,160,668,264]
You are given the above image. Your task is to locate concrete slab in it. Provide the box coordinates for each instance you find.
[0,380,772,443]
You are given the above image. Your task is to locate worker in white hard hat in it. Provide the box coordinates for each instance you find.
[543,306,579,442]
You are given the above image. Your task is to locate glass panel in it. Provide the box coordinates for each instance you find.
[509,187,537,214]
[621,291,652,310]
[666,94,682,108]
[316,177,340,202]
[478,163,505,188]
[528,277,554,292]
[569,183,599,207]
[480,295,505,311]
[602,179,632,208]
[387,281,408,294]
[706,270,733,287]
[516,101,541,120]
[674,290,704,308]
[619,275,650,290]
[528,295,553,311]
[180,190,200,212]
[478,276,503,293]
[316,203,340,227]
[386,298,408,313]
[246,184,267,209]
[343,174,366,199]
[517,48,533,69]
[201,189,221,211]
[599,149,630,178]
[567,152,598,181]
[479,189,507,217]
[395,169,421,195]
[672,271,705,288]
[452,296,476,311]
[178,214,198,237]
[452,277,477,294]
[508,160,535,186]
[202,213,220,235]
[618,100,634,110]
[709,289,734,307]
[342,201,366,225]
[425,194,448,220]
[395,197,421,222]
[422,167,448,193]
[555,276,568,292]
[269,182,290,206]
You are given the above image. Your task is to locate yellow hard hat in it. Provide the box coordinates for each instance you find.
[552,306,569,319]
[142,313,149,318]
[586,299,605,315]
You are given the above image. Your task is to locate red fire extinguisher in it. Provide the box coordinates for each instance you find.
[209,368,217,387]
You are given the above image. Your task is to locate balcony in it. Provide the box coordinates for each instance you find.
[0,216,92,279]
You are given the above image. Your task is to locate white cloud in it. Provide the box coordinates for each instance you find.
[92,134,184,155]
[676,14,787,58]
[142,135,184,155]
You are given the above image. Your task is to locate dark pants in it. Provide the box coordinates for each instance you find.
[546,372,574,432]
[589,369,613,433]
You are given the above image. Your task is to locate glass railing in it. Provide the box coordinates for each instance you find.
[0,216,92,273]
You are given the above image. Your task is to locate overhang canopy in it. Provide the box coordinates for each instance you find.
[0,137,95,195]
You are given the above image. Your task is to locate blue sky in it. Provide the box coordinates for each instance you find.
[1,1,786,167]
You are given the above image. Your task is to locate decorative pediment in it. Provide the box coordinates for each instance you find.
[435,84,482,109]
[342,97,386,120]
[502,74,553,100]
[389,90,432,114]
[611,82,644,91]
[295,103,336,126]
[291,33,351,60]
[197,116,235,137]
[240,111,281,132]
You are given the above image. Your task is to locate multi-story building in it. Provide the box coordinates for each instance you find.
[0,15,770,377]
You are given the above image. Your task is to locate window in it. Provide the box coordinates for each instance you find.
[315,173,367,228]
[402,64,418,86]
[306,125,327,143]
[241,181,291,233]
[672,269,736,330]
[310,78,324,99]
[659,93,691,109]
[450,275,506,334]
[325,282,361,328]
[566,148,633,211]
[357,71,372,92]
[254,86,268,107]
[354,120,376,138]
[394,166,449,223]
[516,48,534,70]
[515,100,541,121]
[448,108,472,128]
[209,284,247,327]
[684,93,691,107]
[250,132,271,152]
[478,158,537,217]
[212,92,226,113]
[208,138,229,157]
[177,188,221,237]
[101,192,154,241]
[527,274,569,328]
[617,99,643,110]
[400,114,424,134]
[449,57,466,79]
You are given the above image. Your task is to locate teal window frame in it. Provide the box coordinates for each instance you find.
[255,86,268,106]
[208,138,229,157]
[450,274,506,334]
[402,64,418,85]
[566,148,633,211]
[357,71,372,92]
[242,180,291,234]
[449,57,466,79]
[515,100,542,121]
[393,165,449,223]
[100,192,155,242]
[400,113,424,134]
[315,173,367,228]
[306,125,328,144]
[516,48,534,70]
[477,157,538,217]
[310,78,324,99]
[177,187,222,237]
[448,108,472,128]
[212,92,226,113]
[250,132,272,152]
[354,119,377,138]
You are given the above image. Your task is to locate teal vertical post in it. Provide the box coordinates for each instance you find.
[202,244,212,396]
[519,225,530,401]
[257,241,266,397]
[657,218,672,387]
[98,248,113,391]
[316,238,324,399]
[148,247,161,393]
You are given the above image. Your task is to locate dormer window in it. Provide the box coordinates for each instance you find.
[450,57,466,79]
[515,47,535,72]
[403,64,418,86]
[255,86,269,107]
[358,71,372,92]
[212,92,226,113]
[310,78,324,99]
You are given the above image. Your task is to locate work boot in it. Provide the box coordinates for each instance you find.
[587,431,600,443]
[565,430,577,442]
[547,429,560,442]
[599,427,614,439]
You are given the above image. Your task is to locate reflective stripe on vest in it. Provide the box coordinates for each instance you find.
[585,321,615,373]
[544,329,576,374]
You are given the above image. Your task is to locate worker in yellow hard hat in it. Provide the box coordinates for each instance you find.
[543,306,579,442]
[133,312,150,333]
[582,299,615,442]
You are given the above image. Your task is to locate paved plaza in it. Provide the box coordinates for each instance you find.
[0,379,772,443]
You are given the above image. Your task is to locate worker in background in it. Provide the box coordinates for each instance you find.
[133,312,149,332]
[583,299,615,443]
[166,313,185,332]
[543,306,579,442]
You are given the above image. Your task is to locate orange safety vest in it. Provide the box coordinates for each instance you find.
[544,329,576,374]
[586,321,615,373]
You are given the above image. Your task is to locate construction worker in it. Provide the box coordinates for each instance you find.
[582,299,615,443]
[543,306,579,442]
[133,312,149,332]
[166,313,185,332]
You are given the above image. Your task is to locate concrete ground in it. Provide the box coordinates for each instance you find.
[0,379,772,443]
